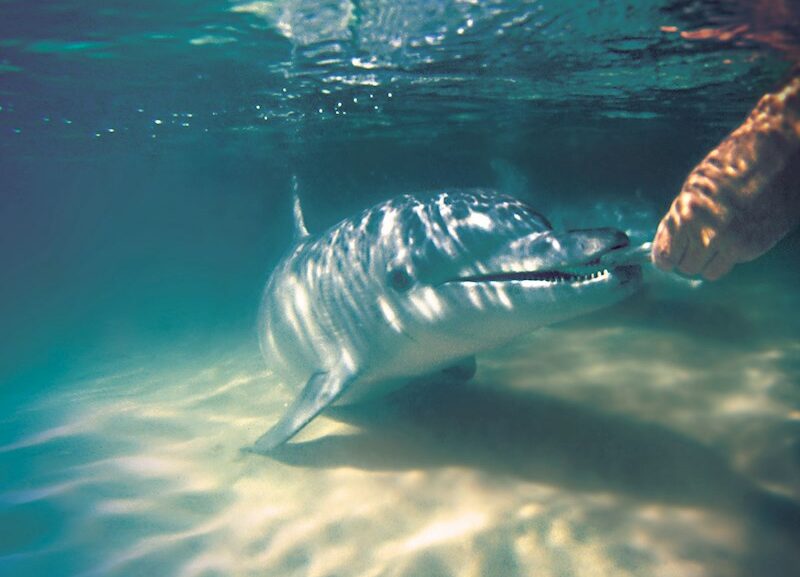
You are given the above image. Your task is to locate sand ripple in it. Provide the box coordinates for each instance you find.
[1,289,799,576]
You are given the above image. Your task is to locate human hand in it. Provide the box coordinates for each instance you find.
[652,78,800,280]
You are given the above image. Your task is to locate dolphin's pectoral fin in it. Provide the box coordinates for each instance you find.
[249,370,353,454]
[440,356,477,382]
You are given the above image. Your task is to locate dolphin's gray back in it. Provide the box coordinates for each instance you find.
[259,190,551,384]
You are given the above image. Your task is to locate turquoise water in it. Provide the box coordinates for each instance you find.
[1,1,799,576]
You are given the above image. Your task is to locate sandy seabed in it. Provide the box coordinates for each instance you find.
[1,277,799,577]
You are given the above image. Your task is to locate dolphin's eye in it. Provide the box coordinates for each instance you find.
[388,268,412,292]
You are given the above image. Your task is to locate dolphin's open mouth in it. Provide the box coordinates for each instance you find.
[446,264,641,285]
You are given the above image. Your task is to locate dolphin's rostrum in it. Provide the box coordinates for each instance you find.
[251,189,642,452]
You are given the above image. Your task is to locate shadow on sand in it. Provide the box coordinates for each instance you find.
[268,379,800,536]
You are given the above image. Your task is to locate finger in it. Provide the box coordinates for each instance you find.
[677,222,720,276]
[677,236,709,276]
[652,213,686,271]
[652,219,672,269]
[701,251,735,281]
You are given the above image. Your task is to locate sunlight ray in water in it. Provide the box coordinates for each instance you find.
[0,422,93,453]
[0,481,89,506]
[1,308,798,576]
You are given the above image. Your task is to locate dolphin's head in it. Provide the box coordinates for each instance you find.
[370,190,641,357]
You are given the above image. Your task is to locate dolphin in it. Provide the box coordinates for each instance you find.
[251,189,642,452]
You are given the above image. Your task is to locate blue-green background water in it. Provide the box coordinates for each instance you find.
[1,1,799,576]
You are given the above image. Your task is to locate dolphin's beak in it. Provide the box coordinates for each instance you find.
[598,241,652,267]
[544,228,642,284]
[557,228,630,264]
[506,228,630,271]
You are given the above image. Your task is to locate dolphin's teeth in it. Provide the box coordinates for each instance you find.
[450,266,616,285]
